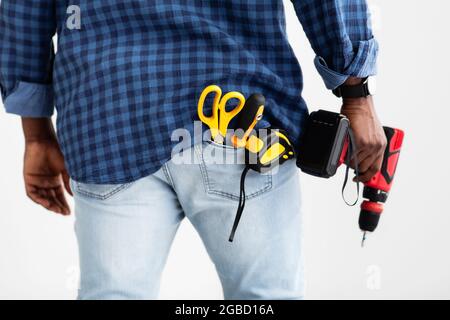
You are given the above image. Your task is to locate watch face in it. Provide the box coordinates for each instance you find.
[369,77,377,95]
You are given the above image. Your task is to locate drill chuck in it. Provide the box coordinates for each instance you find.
[359,200,384,232]
[359,187,387,232]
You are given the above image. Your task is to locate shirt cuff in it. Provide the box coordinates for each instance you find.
[314,38,379,90]
[3,81,54,117]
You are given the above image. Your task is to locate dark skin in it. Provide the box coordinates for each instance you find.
[22,118,72,215]
[21,77,386,215]
[340,77,387,183]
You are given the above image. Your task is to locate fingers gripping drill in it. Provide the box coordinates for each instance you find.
[336,126,404,246]
[298,110,405,246]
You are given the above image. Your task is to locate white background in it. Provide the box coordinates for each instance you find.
[1,0,449,299]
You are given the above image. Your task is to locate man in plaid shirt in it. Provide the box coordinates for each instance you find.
[0,0,386,299]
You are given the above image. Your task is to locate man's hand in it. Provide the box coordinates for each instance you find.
[341,94,387,183]
[22,118,72,215]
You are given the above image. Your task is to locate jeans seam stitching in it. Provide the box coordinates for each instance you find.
[196,144,273,201]
[75,182,132,200]
[162,163,175,189]
[206,175,272,201]
[195,144,211,193]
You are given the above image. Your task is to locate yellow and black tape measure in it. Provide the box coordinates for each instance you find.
[244,128,296,173]
[229,92,295,173]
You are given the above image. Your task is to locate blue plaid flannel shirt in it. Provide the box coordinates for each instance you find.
[0,0,378,184]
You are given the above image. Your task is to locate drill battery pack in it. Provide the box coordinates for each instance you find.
[297,110,350,178]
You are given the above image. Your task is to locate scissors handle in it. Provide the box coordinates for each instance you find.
[218,91,245,137]
[197,85,246,142]
[198,85,222,139]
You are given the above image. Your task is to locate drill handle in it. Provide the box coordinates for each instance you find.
[365,127,405,193]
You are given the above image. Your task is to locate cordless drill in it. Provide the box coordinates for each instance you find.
[297,110,404,245]
[355,127,404,244]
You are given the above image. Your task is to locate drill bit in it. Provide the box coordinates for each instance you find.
[361,231,367,247]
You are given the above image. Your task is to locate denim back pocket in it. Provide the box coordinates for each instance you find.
[195,143,272,201]
[70,179,134,201]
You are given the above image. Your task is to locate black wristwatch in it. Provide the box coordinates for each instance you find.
[332,77,371,98]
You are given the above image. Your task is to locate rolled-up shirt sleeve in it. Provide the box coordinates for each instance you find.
[292,0,379,90]
[0,0,56,117]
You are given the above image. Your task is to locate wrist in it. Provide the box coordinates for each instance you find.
[333,77,370,99]
[342,95,372,106]
[341,95,375,116]
[21,118,57,143]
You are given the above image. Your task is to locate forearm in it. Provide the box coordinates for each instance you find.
[344,77,365,86]
[21,118,57,143]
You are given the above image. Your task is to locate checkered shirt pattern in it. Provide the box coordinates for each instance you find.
[0,0,378,183]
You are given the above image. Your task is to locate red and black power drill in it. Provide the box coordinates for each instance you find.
[298,110,404,245]
[357,127,404,245]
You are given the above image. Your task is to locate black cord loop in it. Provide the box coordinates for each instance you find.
[229,166,250,242]
[342,128,360,206]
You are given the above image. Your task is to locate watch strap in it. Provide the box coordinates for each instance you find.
[333,79,371,98]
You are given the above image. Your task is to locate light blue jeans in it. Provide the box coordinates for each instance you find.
[70,142,304,300]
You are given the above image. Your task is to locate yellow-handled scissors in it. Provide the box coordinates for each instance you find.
[198,85,246,143]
